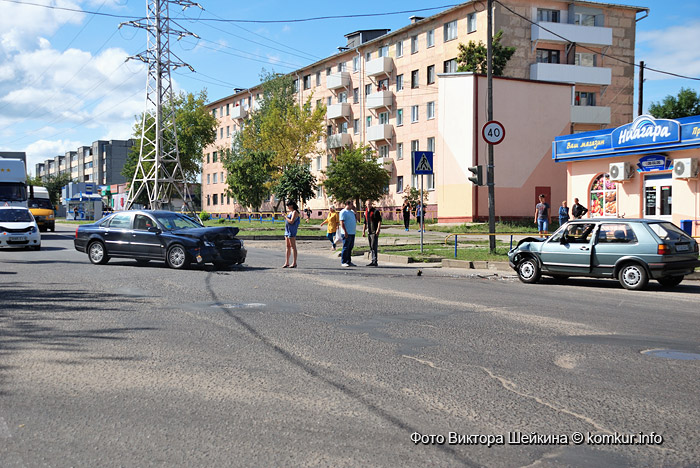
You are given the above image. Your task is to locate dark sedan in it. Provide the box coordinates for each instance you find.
[74,210,246,269]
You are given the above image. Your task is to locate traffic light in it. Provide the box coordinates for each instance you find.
[468,165,483,185]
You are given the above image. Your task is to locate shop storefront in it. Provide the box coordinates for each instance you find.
[553,115,700,236]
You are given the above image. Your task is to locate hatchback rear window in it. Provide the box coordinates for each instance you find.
[647,222,692,242]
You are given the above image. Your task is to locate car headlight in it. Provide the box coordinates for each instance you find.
[31,226,37,233]
[203,241,216,247]
[48,214,54,219]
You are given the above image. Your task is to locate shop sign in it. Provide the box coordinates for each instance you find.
[554,134,613,157]
[636,154,672,172]
[612,115,680,149]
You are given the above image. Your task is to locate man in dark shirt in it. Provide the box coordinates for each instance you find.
[534,194,550,236]
[362,200,382,267]
[571,198,589,219]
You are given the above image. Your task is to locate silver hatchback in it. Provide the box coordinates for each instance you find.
[508,219,700,290]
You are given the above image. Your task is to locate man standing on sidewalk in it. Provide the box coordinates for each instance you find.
[362,200,382,267]
[339,200,357,267]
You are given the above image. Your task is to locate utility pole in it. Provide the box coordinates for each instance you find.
[486,0,496,253]
[638,60,645,117]
[122,0,200,217]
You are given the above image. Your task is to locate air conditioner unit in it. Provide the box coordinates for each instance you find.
[609,162,633,181]
[672,158,699,179]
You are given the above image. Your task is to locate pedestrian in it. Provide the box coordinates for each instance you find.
[319,206,339,250]
[73,206,79,220]
[304,207,312,223]
[415,201,424,232]
[571,197,589,219]
[559,200,570,227]
[339,200,357,267]
[362,200,382,267]
[402,199,411,231]
[282,201,300,268]
[534,194,550,236]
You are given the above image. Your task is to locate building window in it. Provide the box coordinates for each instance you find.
[326,67,331,76]
[379,45,389,57]
[327,154,332,167]
[327,96,332,106]
[213,173,218,184]
[379,111,389,125]
[467,13,477,33]
[353,56,360,72]
[212,108,217,118]
[221,172,224,183]
[575,13,597,26]
[427,65,435,84]
[226,104,230,116]
[411,35,418,54]
[293,79,299,92]
[536,49,560,64]
[227,196,231,205]
[353,88,359,103]
[339,121,348,134]
[316,99,321,108]
[366,116,372,128]
[317,186,323,198]
[206,153,210,164]
[427,137,435,152]
[316,71,321,86]
[365,51,371,61]
[206,195,210,206]
[575,91,596,106]
[303,75,311,90]
[338,92,347,103]
[444,58,458,73]
[397,142,404,160]
[575,53,597,67]
[537,8,560,22]
[377,78,389,91]
[207,174,211,185]
[590,173,617,217]
[426,29,434,47]
[226,126,230,137]
[365,84,372,95]
[353,119,360,134]
[220,128,224,139]
[212,151,218,163]
[411,140,419,153]
[411,105,419,123]
[396,40,403,57]
[411,70,419,88]
[397,109,403,126]
[397,175,404,193]
[396,74,404,91]
[327,125,333,136]
[378,145,389,158]
[316,156,322,171]
[444,20,458,42]
[427,101,435,119]
[338,62,347,72]
[212,193,218,205]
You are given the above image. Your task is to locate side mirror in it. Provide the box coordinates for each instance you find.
[148,226,161,234]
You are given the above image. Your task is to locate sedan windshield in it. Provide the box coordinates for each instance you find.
[0,209,34,222]
[153,212,201,231]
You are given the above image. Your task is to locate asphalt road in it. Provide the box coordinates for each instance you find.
[1,224,699,467]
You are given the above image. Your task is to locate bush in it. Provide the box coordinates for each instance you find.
[199,211,211,221]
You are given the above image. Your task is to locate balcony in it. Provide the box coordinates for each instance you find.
[367,124,393,142]
[327,72,351,91]
[377,156,393,167]
[530,63,611,86]
[366,90,393,110]
[326,103,351,120]
[231,105,248,120]
[531,22,612,47]
[571,105,611,125]
[365,56,394,78]
[327,133,352,149]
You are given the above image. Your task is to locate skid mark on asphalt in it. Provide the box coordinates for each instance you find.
[310,275,607,336]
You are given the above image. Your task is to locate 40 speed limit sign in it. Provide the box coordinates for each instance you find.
[482,120,506,145]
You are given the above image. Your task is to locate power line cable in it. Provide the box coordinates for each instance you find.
[0,0,142,19]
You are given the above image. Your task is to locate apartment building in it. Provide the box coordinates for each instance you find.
[36,139,134,186]
[202,0,646,217]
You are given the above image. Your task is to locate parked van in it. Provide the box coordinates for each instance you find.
[28,186,55,232]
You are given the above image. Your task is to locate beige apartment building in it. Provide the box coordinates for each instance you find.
[202,0,647,218]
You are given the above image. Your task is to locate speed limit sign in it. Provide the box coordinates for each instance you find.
[482,120,505,145]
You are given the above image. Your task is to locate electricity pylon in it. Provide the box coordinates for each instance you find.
[122,0,200,215]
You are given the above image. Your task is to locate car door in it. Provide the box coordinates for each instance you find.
[538,222,596,275]
[130,214,165,259]
[591,222,637,277]
[103,212,132,256]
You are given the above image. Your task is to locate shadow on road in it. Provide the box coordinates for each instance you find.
[538,276,700,293]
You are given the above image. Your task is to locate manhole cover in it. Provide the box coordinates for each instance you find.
[641,349,700,361]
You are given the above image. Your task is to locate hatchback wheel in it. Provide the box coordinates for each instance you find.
[166,244,189,269]
[88,241,109,265]
[657,275,683,288]
[618,263,648,290]
[517,257,541,284]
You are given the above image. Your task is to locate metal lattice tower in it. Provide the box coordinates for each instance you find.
[122,0,200,214]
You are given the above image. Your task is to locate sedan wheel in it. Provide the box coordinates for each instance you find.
[657,276,683,288]
[517,258,541,284]
[166,244,189,269]
[618,263,648,290]
[88,241,109,265]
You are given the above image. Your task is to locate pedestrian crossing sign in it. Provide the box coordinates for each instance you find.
[412,151,434,175]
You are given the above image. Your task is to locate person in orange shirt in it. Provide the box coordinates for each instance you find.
[319,206,339,250]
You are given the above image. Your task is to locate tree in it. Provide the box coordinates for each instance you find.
[322,145,391,208]
[223,149,274,211]
[42,173,74,206]
[123,90,217,184]
[456,30,516,76]
[402,186,428,207]
[274,163,317,205]
[648,88,700,119]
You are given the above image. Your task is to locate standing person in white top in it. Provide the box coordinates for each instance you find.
[339,200,357,267]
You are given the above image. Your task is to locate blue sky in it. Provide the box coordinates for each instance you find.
[0,0,698,175]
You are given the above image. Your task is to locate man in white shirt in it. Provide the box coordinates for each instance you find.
[339,200,357,267]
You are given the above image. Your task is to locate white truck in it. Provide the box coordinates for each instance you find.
[0,158,27,207]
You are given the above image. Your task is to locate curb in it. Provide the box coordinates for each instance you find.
[441,259,512,272]
[362,252,442,264]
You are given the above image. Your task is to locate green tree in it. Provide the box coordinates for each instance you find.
[456,30,516,76]
[402,186,428,207]
[274,163,317,205]
[322,145,391,208]
[123,90,217,184]
[42,173,74,206]
[223,149,274,211]
[648,88,700,119]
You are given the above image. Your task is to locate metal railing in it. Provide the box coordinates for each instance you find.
[444,232,550,258]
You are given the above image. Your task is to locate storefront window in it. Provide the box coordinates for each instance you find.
[589,173,617,217]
